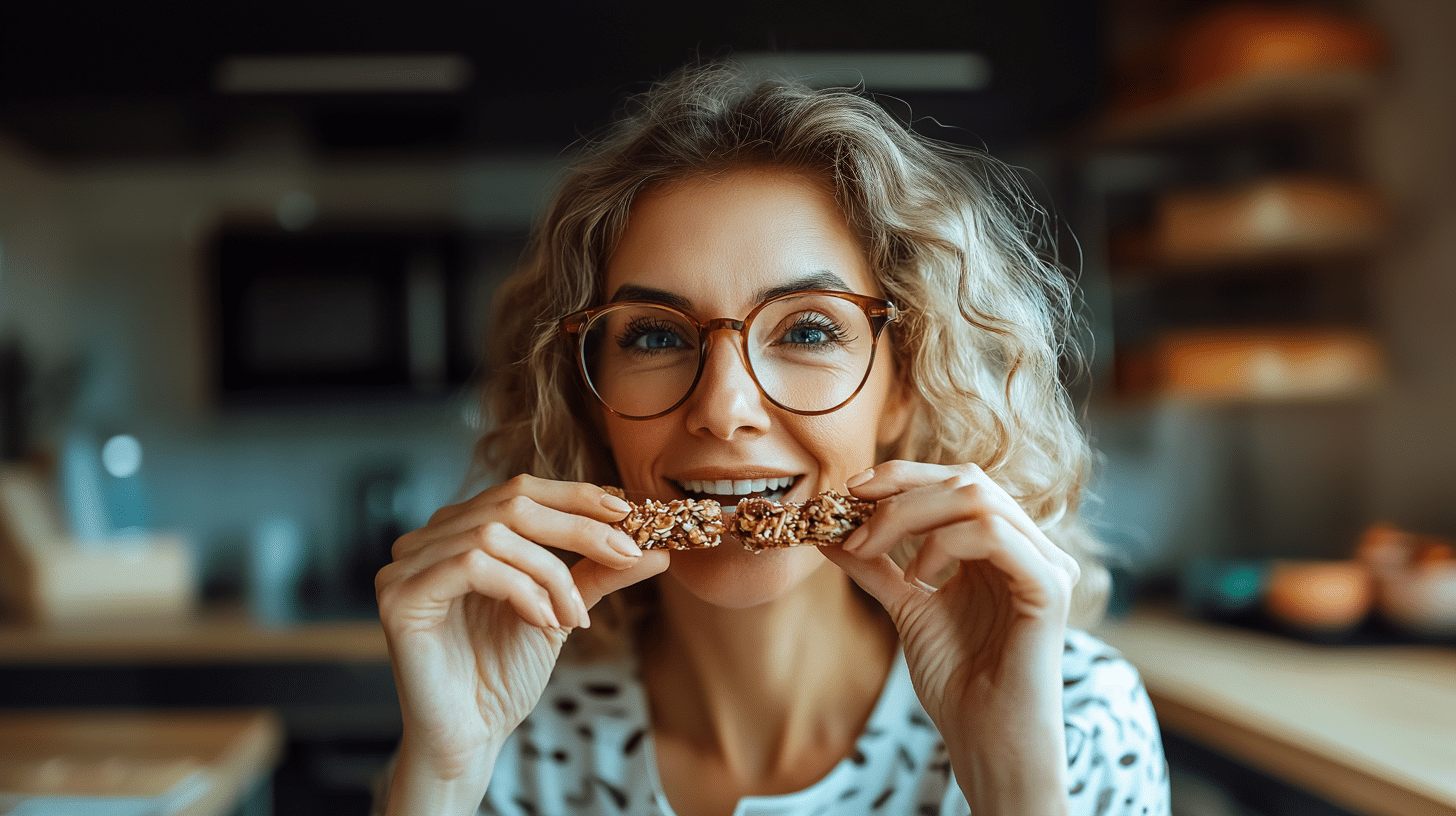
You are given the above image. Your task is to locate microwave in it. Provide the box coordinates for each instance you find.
[209,223,521,406]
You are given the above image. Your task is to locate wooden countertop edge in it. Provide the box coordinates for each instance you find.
[1097,607,1456,816]
[173,710,284,816]
[0,709,284,816]
[1150,689,1455,816]
[0,614,390,664]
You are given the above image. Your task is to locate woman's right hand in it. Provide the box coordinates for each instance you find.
[375,474,668,814]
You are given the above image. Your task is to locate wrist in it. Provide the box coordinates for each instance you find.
[385,737,500,816]
[944,692,1069,816]
[951,748,1069,816]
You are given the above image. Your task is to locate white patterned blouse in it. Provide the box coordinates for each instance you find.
[374,627,1169,816]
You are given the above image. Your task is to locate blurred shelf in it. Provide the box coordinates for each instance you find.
[1091,67,1381,148]
[1151,176,1385,270]
[0,607,388,665]
[1095,604,1456,816]
[0,708,282,816]
[1114,327,1387,404]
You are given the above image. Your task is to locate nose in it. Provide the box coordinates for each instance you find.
[681,325,771,440]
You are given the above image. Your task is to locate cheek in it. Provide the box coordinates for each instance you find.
[602,417,669,489]
[797,406,885,483]
[804,371,904,474]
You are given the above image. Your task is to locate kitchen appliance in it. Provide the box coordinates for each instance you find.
[210,223,477,406]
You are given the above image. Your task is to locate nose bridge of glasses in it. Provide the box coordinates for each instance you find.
[699,317,752,370]
[701,317,746,335]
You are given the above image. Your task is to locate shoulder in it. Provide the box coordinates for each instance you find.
[1061,628,1170,816]
[1061,627,1147,707]
[1060,626,1159,740]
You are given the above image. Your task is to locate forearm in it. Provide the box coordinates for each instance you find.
[944,661,1070,815]
[949,736,1070,816]
[383,738,499,816]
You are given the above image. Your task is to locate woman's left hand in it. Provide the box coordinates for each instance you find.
[821,460,1080,815]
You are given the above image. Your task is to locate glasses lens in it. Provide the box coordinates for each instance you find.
[748,294,876,413]
[581,304,701,417]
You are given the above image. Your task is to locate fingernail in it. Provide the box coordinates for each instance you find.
[573,588,591,629]
[908,576,938,594]
[846,468,874,489]
[601,493,632,514]
[610,530,642,559]
[538,600,561,629]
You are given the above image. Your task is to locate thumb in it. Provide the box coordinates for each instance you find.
[819,547,921,610]
[573,550,671,610]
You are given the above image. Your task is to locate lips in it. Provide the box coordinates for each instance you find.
[671,475,798,503]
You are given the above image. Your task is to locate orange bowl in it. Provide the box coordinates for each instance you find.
[1265,559,1374,632]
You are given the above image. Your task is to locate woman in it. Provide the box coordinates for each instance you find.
[374,64,1168,815]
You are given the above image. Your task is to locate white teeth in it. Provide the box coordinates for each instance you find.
[675,475,796,496]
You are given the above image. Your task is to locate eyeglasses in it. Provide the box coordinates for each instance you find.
[560,290,901,420]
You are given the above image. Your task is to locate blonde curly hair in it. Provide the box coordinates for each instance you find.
[476,63,1107,636]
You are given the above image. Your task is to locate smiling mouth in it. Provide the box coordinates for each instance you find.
[671,475,799,504]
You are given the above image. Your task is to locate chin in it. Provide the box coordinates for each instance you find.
[663,541,830,609]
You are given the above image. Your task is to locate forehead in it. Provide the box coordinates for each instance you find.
[603,168,880,311]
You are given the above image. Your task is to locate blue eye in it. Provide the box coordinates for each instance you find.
[779,314,847,348]
[617,318,690,354]
[785,326,829,345]
[636,330,685,349]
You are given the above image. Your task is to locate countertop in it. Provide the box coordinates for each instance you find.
[5,604,1453,815]
[1095,604,1456,816]
[0,608,388,664]
[0,708,282,816]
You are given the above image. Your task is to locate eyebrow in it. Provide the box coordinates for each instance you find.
[607,270,855,310]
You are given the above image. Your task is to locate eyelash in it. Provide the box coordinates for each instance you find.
[782,313,853,344]
[615,317,688,351]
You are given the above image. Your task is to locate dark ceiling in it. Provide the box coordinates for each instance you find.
[0,1,1103,160]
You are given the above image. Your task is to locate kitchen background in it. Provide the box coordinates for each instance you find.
[0,0,1452,814]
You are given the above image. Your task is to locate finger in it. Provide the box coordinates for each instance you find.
[392,522,595,629]
[845,459,963,500]
[406,476,629,547]
[572,550,672,628]
[402,492,641,569]
[819,547,923,611]
[850,461,1052,547]
[843,475,981,557]
[379,548,560,632]
[907,516,1074,612]
[471,522,594,629]
[497,474,634,523]
[846,474,1061,567]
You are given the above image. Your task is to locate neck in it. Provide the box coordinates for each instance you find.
[641,562,896,786]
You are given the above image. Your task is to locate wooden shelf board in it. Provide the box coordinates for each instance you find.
[1093,68,1380,148]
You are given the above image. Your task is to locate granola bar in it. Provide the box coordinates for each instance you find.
[611,494,726,550]
[734,490,876,553]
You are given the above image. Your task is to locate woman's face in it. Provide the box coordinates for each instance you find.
[599,167,911,609]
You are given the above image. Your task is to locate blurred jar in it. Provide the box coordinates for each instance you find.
[248,515,307,625]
